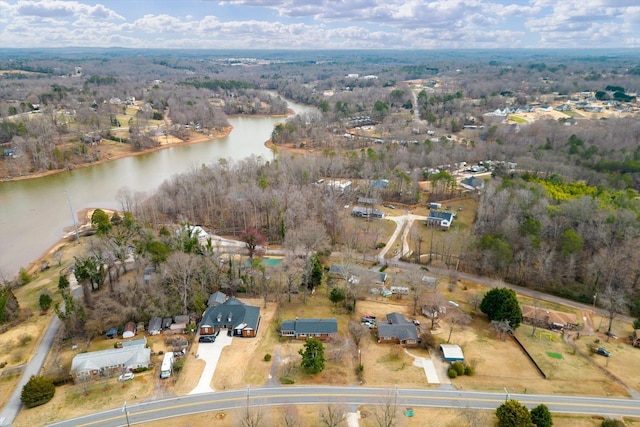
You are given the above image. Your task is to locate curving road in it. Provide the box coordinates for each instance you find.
[46,386,640,427]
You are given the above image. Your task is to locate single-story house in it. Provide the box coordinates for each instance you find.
[122,322,136,339]
[280,318,338,340]
[199,297,261,338]
[440,344,464,362]
[460,176,485,191]
[352,206,384,219]
[521,305,578,330]
[632,330,640,348]
[70,347,151,382]
[377,312,419,347]
[426,210,454,229]
[207,291,227,307]
[148,317,162,336]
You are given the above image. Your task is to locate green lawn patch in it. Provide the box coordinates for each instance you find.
[546,351,563,359]
[508,114,527,123]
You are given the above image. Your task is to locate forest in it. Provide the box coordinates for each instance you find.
[1,49,639,336]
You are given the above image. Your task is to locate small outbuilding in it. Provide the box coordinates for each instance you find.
[440,344,464,362]
[105,327,118,339]
[122,322,136,339]
[148,317,162,336]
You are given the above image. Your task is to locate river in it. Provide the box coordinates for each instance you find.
[0,100,316,277]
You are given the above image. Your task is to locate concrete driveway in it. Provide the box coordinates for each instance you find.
[188,330,233,394]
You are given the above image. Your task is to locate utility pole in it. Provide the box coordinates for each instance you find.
[122,401,130,427]
[65,190,80,242]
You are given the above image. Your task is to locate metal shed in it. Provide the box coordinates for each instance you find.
[440,344,464,362]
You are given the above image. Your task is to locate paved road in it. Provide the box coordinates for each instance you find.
[0,316,61,427]
[45,386,640,427]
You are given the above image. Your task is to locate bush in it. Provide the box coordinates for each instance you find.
[451,361,465,376]
[173,358,185,372]
[375,242,386,249]
[447,368,458,378]
[39,293,52,312]
[18,268,31,285]
[19,334,33,346]
[132,366,150,373]
[602,419,625,427]
[464,365,475,376]
[21,375,55,408]
[280,377,295,384]
[264,353,272,361]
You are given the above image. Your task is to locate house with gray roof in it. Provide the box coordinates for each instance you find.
[460,176,485,191]
[207,291,227,307]
[377,312,419,347]
[426,210,454,229]
[199,297,261,338]
[280,318,338,341]
[70,347,151,382]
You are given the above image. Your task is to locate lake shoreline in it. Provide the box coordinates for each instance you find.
[0,127,232,183]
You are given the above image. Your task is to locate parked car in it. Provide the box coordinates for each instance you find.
[118,372,134,381]
[412,319,421,326]
[199,335,216,343]
[595,347,610,357]
[604,331,618,339]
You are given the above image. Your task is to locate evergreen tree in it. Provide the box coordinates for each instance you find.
[0,285,19,324]
[531,404,553,427]
[480,288,523,328]
[496,399,532,427]
[299,337,325,374]
[21,375,55,408]
[329,287,345,307]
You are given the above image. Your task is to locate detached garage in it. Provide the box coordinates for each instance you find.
[440,344,464,362]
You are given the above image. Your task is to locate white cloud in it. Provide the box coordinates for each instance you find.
[0,0,637,48]
[15,0,124,20]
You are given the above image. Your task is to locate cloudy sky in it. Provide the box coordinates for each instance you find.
[0,0,638,49]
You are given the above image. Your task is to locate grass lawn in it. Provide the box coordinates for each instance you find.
[509,114,528,123]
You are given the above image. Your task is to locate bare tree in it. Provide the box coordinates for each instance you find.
[491,319,513,341]
[457,404,489,427]
[372,388,399,427]
[319,404,347,427]
[162,252,197,315]
[238,386,264,427]
[467,294,482,312]
[421,291,446,330]
[446,309,472,343]
[280,405,301,427]
[348,320,370,348]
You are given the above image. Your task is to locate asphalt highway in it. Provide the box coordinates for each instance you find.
[46,386,640,427]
